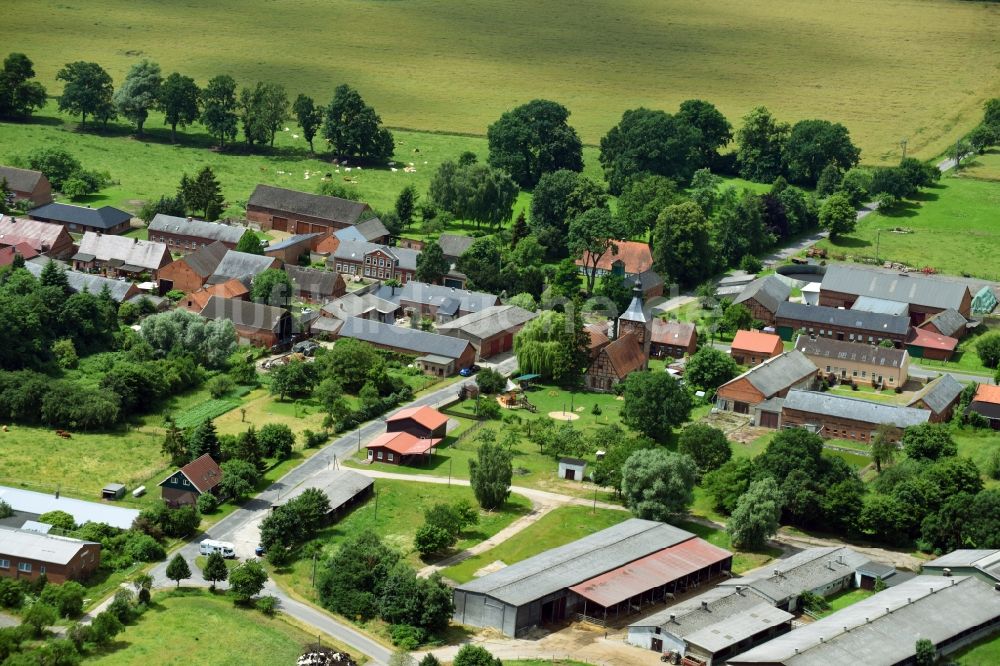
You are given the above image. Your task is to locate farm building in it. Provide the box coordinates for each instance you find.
[334,317,476,375]
[436,233,476,263]
[247,184,371,234]
[147,214,247,253]
[453,519,732,637]
[583,332,646,392]
[916,308,969,339]
[29,202,132,235]
[728,575,1000,666]
[23,260,141,302]
[274,469,374,523]
[906,374,964,423]
[328,239,420,284]
[158,454,223,507]
[374,281,500,322]
[0,527,100,584]
[206,249,280,286]
[386,405,449,439]
[321,292,399,324]
[627,585,794,665]
[650,319,697,359]
[774,301,910,347]
[779,390,930,442]
[793,335,909,388]
[0,243,38,266]
[574,240,653,278]
[906,326,958,361]
[922,550,1000,585]
[557,458,587,481]
[198,296,293,348]
[0,485,139,530]
[365,431,441,465]
[264,232,321,264]
[0,165,53,207]
[181,278,250,313]
[966,384,1000,430]
[714,351,817,422]
[820,264,972,321]
[285,264,346,303]
[435,304,536,359]
[157,240,230,294]
[72,232,171,279]
[733,276,790,326]
[0,215,74,258]
[730,330,784,366]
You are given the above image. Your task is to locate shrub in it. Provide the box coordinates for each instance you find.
[0,579,26,609]
[739,255,763,274]
[257,595,279,616]
[39,582,85,618]
[206,374,234,399]
[476,396,502,420]
[196,492,219,514]
[977,333,1000,369]
[301,429,326,448]
[390,624,426,650]
[591,402,602,415]
[0,500,12,519]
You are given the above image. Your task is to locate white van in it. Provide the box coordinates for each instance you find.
[199,539,236,559]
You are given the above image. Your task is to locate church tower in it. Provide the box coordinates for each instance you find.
[617,279,652,367]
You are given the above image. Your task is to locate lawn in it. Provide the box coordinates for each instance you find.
[953,427,1000,488]
[212,388,337,437]
[954,633,1000,666]
[812,587,874,619]
[6,0,1000,160]
[88,588,360,665]
[676,519,780,575]
[961,148,1000,183]
[442,505,628,584]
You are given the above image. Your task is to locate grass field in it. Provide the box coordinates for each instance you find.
[88,588,356,665]
[955,633,1000,666]
[5,0,1000,161]
[813,587,874,619]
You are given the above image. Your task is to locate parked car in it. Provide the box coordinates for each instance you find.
[292,340,320,357]
[459,365,480,377]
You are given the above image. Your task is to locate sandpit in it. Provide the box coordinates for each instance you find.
[548,411,580,421]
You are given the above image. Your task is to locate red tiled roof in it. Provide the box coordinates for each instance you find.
[585,323,610,351]
[731,330,782,355]
[0,242,39,266]
[568,537,732,608]
[651,319,696,347]
[366,431,441,456]
[973,384,1000,406]
[388,405,449,432]
[575,240,652,274]
[600,332,646,379]
[907,326,958,352]
[175,454,223,493]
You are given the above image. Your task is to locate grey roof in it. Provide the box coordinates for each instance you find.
[279,468,372,513]
[822,264,970,312]
[923,549,1000,583]
[719,547,871,605]
[374,281,499,317]
[310,316,345,333]
[559,457,587,467]
[632,585,771,630]
[0,484,139,529]
[355,217,390,241]
[285,265,344,298]
[782,390,931,428]
[199,296,288,331]
[331,240,419,271]
[735,276,791,314]
[619,285,650,323]
[907,374,964,415]
[20,520,53,534]
[30,203,131,230]
[435,305,536,340]
[457,519,694,607]
[755,396,785,413]
[793,335,908,369]
[416,353,455,365]
[336,317,473,360]
[919,308,967,337]
[266,232,320,252]
[0,165,45,192]
[850,296,909,317]
[775,301,910,336]
[626,269,664,291]
[248,184,368,225]
[722,351,817,398]
[728,575,1000,666]
[148,214,246,244]
[0,526,97,565]
[207,250,276,285]
[175,240,227,279]
[76,232,168,271]
[437,233,475,260]
[22,261,137,302]
[322,292,399,319]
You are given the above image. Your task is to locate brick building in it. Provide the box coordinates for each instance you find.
[575,240,653,278]
[584,332,647,392]
[779,390,930,442]
[246,184,371,234]
[793,334,909,388]
[72,232,171,279]
[730,330,784,366]
[386,405,449,439]
[264,232,321,264]
[373,281,500,322]
[29,202,132,235]
[775,301,910,347]
[715,351,817,419]
[0,527,100,584]
[733,276,791,326]
[906,374,964,423]
[157,241,229,294]
[820,264,972,322]
[435,304,536,359]
[0,216,74,258]
[649,319,696,359]
[329,240,419,284]
[198,296,292,348]
[334,317,476,375]
[906,326,958,361]
[147,214,247,253]
[285,264,346,303]
[0,166,53,207]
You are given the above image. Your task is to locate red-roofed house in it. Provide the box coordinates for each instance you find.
[366,431,442,465]
[158,454,223,506]
[730,330,784,365]
[387,405,449,439]
[650,320,697,359]
[584,332,647,392]
[0,242,39,266]
[575,240,653,278]
[967,384,1000,430]
[181,278,250,313]
[584,323,611,359]
[0,216,74,258]
[906,326,958,361]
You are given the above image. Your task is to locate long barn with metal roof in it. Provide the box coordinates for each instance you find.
[452,519,732,637]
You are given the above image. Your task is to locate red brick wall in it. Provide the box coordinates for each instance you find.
[158,259,208,294]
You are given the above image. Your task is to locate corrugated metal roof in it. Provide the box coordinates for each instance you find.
[719,547,871,605]
[0,527,97,564]
[77,232,168,271]
[0,485,139,529]
[337,317,473,360]
[365,431,440,455]
[22,261,137,302]
[30,203,131,230]
[266,232,320,252]
[389,405,449,431]
[850,296,909,316]
[207,250,276,284]
[436,305,536,340]
[735,276,791,313]
[776,301,910,336]
[0,216,66,251]
[783,390,930,428]
[148,214,246,244]
[686,603,793,654]
[374,281,499,315]
[279,468,373,512]
[822,265,970,312]
[248,184,369,225]
[569,537,731,607]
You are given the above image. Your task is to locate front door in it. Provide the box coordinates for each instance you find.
[565,468,575,481]
[272,216,288,232]
[651,638,663,653]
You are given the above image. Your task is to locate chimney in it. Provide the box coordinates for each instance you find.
[943,567,952,577]
[668,613,676,624]
[838,554,844,565]
[773,569,781,578]
[701,601,709,611]
[827,560,834,570]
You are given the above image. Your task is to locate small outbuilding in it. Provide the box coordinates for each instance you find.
[101,484,126,501]
[557,458,587,482]
[274,468,374,524]
[730,330,784,366]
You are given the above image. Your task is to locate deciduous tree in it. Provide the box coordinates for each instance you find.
[395,185,419,231]
[292,93,323,153]
[684,346,738,391]
[429,161,518,230]
[727,477,783,549]
[735,106,789,183]
[113,59,162,135]
[0,52,47,118]
[415,240,449,284]
[676,99,733,167]
[219,459,260,500]
[621,449,697,520]
[202,551,229,590]
[56,61,115,129]
[487,99,583,187]
[228,559,268,603]
[652,201,714,287]
[468,430,513,510]
[251,268,294,307]
[158,72,200,143]
[783,119,860,186]
[818,192,856,239]
[166,554,191,587]
[677,424,732,475]
[620,371,692,442]
[568,208,621,293]
[600,107,702,194]
[323,84,394,161]
[901,424,957,462]
[201,74,238,149]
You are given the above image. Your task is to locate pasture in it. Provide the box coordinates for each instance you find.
[4,0,1000,161]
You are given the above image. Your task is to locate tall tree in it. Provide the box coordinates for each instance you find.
[202,551,229,590]
[394,185,418,231]
[428,161,518,230]
[0,52,47,118]
[165,554,191,587]
[676,99,733,167]
[486,99,583,188]
[652,201,714,287]
[158,72,200,143]
[714,189,771,266]
[735,106,789,182]
[235,229,264,255]
[56,61,115,129]
[188,418,221,461]
[616,173,681,239]
[528,169,608,259]
[871,424,899,473]
[239,81,288,148]
[783,119,860,186]
[468,430,513,510]
[568,208,621,293]
[113,59,162,135]
[621,449,697,520]
[727,477,783,550]
[600,107,702,194]
[322,84,394,160]
[178,166,224,220]
[251,268,293,307]
[415,240,449,284]
[684,346,738,390]
[292,93,323,153]
[818,192,856,239]
[620,371,692,442]
[677,424,732,475]
[228,560,268,603]
[201,74,238,149]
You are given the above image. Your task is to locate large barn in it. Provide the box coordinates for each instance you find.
[452,519,732,637]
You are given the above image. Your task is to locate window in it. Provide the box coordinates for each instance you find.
[366,257,372,264]
[861,371,867,378]
[379,259,385,267]
[182,478,189,486]
[365,268,372,277]
[388,453,394,462]
[377,450,383,460]
[889,377,895,383]
[0,559,9,569]
[18,562,31,573]
[40,566,46,574]
[825,365,831,372]
[336,263,342,271]
[852,370,858,377]
[819,329,825,336]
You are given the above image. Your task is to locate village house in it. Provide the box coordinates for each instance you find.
[329,240,419,284]
[29,202,132,235]
[158,454,223,507]
[334,317,476,375]
[436,233,475,264]
[626,269,665,300]
[264,232,320,264]
[733,276,791,326]
[906,326,958,361]
[374,281,500,322]
[774,301,910,347]
[156,241,230,294]
[147,214,247,253]
[0,215,74,258]
[779,390,930,441]
[181,278,249,313]
[793,334,910,388]
[584,332,647,392]
[72,231,171,279]
[906,374,964,423]
[23,260,142,302]
[584,322,611,359]
[386,405,449,439]
[366,431,441,466]
[966,383,1000,430]
[435,304,536,360]
[558,458,587,481]
[285,264,346,303]
[199,295,293,348]
[575,239,653,278]
[917,308,970,339]
[0,527,100,584]
[820,264,972,322]
[730,330,784,366]
[715,351,817,422]
[246,184,371,234]
[321,291,399,324]
[206,249,280,287]
[0,243,38,266]
[0,165,53,207]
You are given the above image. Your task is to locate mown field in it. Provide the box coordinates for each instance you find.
[5,0,1000,161]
